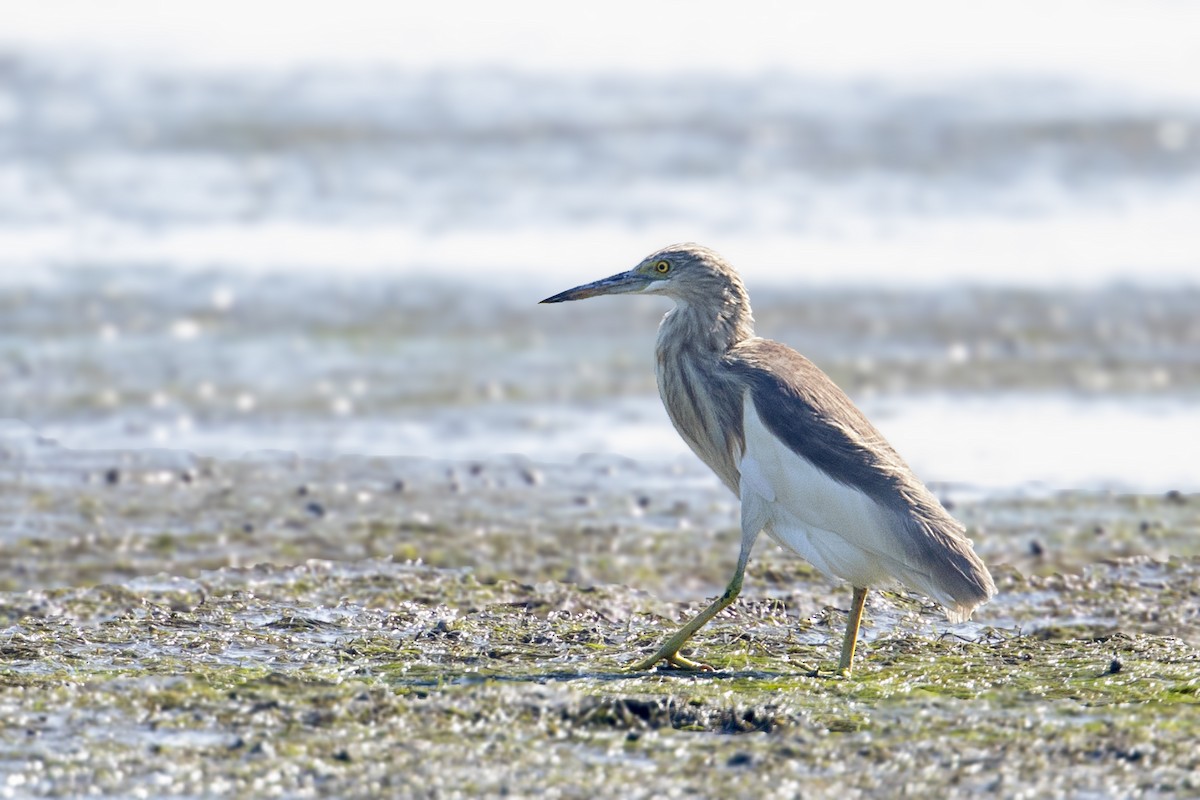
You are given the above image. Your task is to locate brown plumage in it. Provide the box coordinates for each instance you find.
[541,242,995,673]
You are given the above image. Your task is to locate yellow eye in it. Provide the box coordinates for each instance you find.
[654,260,670,274]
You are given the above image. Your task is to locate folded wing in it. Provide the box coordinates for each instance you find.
[727,338,996,620]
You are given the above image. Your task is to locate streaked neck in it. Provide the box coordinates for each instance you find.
[657,288,755,360]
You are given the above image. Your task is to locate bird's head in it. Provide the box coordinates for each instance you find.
[539,243,743,307]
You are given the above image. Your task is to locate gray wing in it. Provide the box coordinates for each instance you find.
[725,338,995,616]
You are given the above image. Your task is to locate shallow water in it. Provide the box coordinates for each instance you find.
[4,268,1199,493]
[0,53,1198,284]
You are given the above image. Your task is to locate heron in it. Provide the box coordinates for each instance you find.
[540,243,995,674]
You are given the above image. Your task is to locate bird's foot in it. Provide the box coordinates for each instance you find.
[629,650,714,672]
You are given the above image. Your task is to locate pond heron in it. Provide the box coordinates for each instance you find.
[540,243,995,674]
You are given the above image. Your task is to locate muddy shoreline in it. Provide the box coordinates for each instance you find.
[3,273,1199,796]
[2,443,1197,797]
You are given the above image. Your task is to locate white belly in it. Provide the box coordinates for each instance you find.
[739,395,906,589]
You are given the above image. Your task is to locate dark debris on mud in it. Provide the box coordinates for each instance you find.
[1,448,1199,798]
[0,558,1196,799]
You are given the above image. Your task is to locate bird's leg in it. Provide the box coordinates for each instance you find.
[628,569,745,671]
[630,521,758,672]
[838,586,868,676]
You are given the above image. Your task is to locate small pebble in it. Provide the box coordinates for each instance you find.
[249,740,275,758]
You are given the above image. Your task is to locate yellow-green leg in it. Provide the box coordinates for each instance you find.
[630,517,759,672]
[629,569,745,671]
[838,586,868,675]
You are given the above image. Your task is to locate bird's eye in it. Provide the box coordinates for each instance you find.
[654,260,671,274]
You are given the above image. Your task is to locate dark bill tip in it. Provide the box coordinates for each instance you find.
[538,270,651,305]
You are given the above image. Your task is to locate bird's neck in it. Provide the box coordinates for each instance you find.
[653,285,753,495]
[657,286,755,360]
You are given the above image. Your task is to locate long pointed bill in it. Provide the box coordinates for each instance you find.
[539,270,652,303]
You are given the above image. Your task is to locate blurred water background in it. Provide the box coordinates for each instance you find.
[2,0,1199,494]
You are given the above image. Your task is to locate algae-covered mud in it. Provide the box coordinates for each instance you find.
[2,442,1199,798]
[2,557,1199,798]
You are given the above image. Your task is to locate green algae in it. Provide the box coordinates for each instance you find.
[2,554,1198,798]
[2,451,1200,796]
